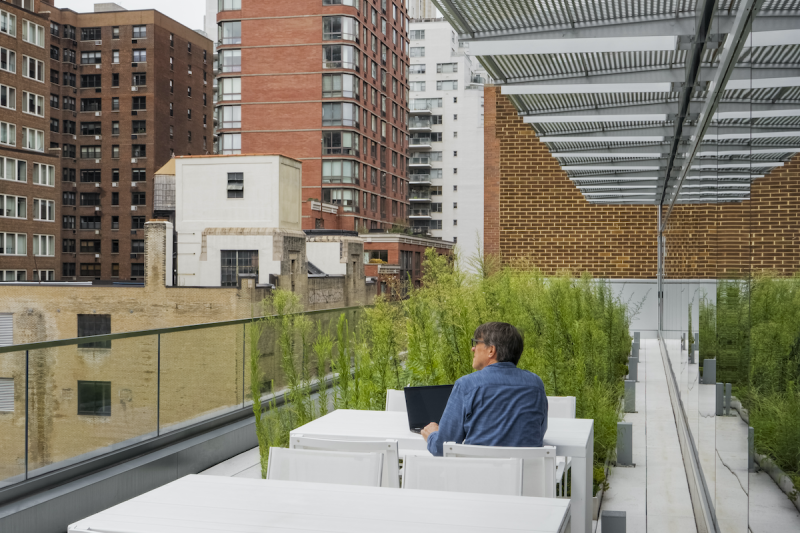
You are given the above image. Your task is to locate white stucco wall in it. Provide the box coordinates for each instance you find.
[306,242,346,276]
[174,155,302,287]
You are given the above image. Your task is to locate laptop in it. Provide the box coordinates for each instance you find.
[404,384,454,434]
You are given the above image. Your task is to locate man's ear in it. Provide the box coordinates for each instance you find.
[487,344,498,360]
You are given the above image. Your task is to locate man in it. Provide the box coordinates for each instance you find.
[421,322,548,456]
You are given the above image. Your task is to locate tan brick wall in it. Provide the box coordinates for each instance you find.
[484,87,800,278]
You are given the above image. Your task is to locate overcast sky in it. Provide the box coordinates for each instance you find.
[58,0,205,32]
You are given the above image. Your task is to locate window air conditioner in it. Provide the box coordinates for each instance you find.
[95,183,100,187]
[95,254,100,258]
[131,158,137,163]
[72,182,76,188]
[112,182,118,187]
[131,86,138,92]
[132,182,138,187]
[95,111,101,117]
[131,206,137,211]
[95,64,101,69]
[95,207,100,211]
[95,159,100,164]
[95,135,101,140]
[95,40,101,46]
[95,230,99,234]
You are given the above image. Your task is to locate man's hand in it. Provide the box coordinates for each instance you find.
[421,422,439,441]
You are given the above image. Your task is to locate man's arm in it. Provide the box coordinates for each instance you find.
[425,381,467,456]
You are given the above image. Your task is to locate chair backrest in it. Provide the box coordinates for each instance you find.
[547,396,577,419]
[289,435,400,488]
[442,443,557,498]
[266,447,383,487]
[402,455,523,496]
[385,389,407,412]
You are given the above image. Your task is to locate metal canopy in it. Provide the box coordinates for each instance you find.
[433,0,800,207]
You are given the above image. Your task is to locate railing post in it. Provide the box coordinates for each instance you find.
[25,349,29,480]
[157,333,161,435]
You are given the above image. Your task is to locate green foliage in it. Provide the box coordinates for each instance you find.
[700,272,800,483]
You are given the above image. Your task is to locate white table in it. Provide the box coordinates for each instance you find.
[68,475,571,533]
[292,409,594,533]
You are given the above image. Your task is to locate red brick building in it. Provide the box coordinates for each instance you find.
[362,232,453,296]
[215,0,411,232]
[44,1,212,281]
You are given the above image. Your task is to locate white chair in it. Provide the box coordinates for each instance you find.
[442,443,557,498]
[385,389,407,412]
[547,395,577,497]
[402,454,523,496]
[266,447,383,487]
[289,435,400,488]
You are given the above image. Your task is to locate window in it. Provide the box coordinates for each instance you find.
[169,79,174,93]
[0,47,16,73]
[111,145,120,158]
[77,381,111,415]
[187,130,192,142]
[381,18,386,34]
[430,220,443,230]
[130,73,147,88]
[322,160,359,184]
[323,44,359,70]
[132,25,146,39]
[430,132,443,142]
[219,133,241,154]
[187,86,192,97]
[322,73,358,98]
[322,131,359,155]
[111,240,119,253]
[50,118,60,133]
[80,193,100,206]
[226,172,244,198]
[0,195,25,218]
[32,164,54,186]
[111,169,119,182]
[410,30,425,40]
[63,192,75,206]
[131,120,146,134]
[0,121,15,146]
[132,96,146,110]
[221,250,258,286]
[80,98,101,112]
[0,233,26,255]
[112,50,119,63]
[80,170,101,182]
[31,199,54,221]
[131,240,145,254]
[80,216,101,230]
[112,73,119,87]
[20,92,44,117]
[322,188,359,212]
[81,27,102,41]
[219,21,241,45]
[132,169,146,182]
[409,81,426,91]
[112,26,119,39]
[219,49,241,73]
[33,235,55,256]
[22,56,44,82]
[81,74,102,88]
[410,47,425,57]
[63,49,76,64]
[323,16,358,41]
[63,144,76,158]
[322,102,359,126]
[213,106,241,130]
[81,146,102,159]
[63,168,76,182]
[22,20,44,47]
[219,0,242,9]
[132,144,146,158]
[111,263,119,276]
[437,63,458,73]
[218,77,241,101]
[63,238,76,252]
[63,71,76,87]
[437,80,458,91]
[188,42,193,53]
[22,127,44,152]
[81,51,102,64]
[131,216,145,229]
[62,263,76,277]
[111,121,119,135]
[132,49,146,62]
[187,109,192,119]
[364,250,388,264]
[0,84,15,110]
[112,97,119,110]
[132,192,146,205]
[63,215,76,229]
[1,9,17,38]
[50,45,59,60]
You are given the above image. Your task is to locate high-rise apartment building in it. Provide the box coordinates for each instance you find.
[0,0,60,282]
[43,1,212,281]
[407,20,484,257]
[214,0,411,231]
[407,0,439,20]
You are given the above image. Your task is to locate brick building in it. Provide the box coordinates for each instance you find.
[214,0,411,232]
[484,87,800,278]
[362,232,453,295]
[0,0,61,282]
[42,1,212,281]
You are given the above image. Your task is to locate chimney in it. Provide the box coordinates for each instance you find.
[144,220,173,290]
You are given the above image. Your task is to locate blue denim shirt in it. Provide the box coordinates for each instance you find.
[426,362,548,456]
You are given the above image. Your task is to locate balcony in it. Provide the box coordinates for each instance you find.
[409,136,432,150]
[409,191,431,202]
[409,173,432,185]
[409,208,431,219]
[408,157,432,168]
[409,118,432,132]
[409,101,433,115]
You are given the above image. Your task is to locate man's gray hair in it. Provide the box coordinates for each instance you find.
[474,322,524,365]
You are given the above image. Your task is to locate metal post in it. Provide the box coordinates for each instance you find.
[601,510,626,533]
[628,356,638,382]
[748,426,755,472]
[617,423,633,466]
[624,380,636,413]
[631,343,639,358]
[724,383,732,416]
[716,383,724,416]
[243,322,246,407]
[633,331,640,344]
[157,333,160,436]
[703,358,716,384]
[25,349,28,480]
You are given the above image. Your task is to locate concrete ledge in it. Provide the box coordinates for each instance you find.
[0,416,257,533]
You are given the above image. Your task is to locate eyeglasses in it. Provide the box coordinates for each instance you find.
[471,338,485,348]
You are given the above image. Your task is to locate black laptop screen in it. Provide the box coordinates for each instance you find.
[404,385,454,431]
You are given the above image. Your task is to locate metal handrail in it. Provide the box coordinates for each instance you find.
[0,305,365,354]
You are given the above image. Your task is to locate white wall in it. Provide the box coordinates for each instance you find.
[408,20,484,267]
[175,155,301,287]
[306,242,346,276]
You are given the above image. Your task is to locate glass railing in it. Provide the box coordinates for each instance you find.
[409,173,432,182]
[410,101,434,111]
[409,209,431,217]
[409,157,431,165]
[409,191,431,200]
[409,137,431,146]
[409,119,432,129]
[0,307,363,489]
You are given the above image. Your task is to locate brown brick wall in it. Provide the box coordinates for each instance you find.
[485,86,800,278]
